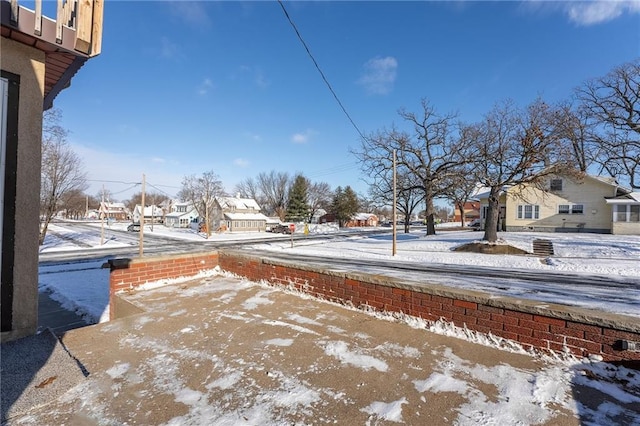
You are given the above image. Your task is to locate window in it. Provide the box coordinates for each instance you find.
[631,205,640,222]
[614,206,627,222]
[517,204,539,219]
[571,204,584,214]
[550,179,563,191]
[558,204,583,214]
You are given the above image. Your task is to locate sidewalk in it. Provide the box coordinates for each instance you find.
[3,273,639,425]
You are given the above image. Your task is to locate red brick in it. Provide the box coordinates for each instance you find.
[478,305,503,314]
[551,325,583,339]
[453,300,477,310]
[504,310,533,321]
[520,319,550,332]
[603,328,640,341]
[452,313,476,326]
[490,313,519,326]
[564,337,602,354]
[477,318,503,330]
[504,324,533,337]
[443,304,466,315]
[431,295,453,305]
[467,309,491,320]
[533,315,566,327]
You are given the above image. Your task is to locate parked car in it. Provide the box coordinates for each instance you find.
[467,218,481,230]
[127,222,140,232]
[270,224,293,234]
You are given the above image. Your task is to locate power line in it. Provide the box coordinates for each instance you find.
[277,0,366,141]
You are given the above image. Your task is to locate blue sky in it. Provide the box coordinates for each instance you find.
[50,0,640,202]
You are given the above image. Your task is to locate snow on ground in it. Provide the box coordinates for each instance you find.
[35,223,640,425]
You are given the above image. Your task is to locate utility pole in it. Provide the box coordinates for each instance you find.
[139,173,145,257]
[392,149,397,256]
[100,184,105,245]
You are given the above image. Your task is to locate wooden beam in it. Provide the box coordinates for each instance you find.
[34,0,42,36]
[56,0,63,43]
[74,0,92,54]
[90,0,103,56]
[10,0,18,25]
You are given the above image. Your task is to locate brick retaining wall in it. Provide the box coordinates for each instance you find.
[108,250,639,363]
[107,252,218,319]
[217,251,639,363]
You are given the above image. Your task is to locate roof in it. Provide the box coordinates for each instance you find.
[605,192,640,204]
[352,213,377,221]
[218,196,261,211]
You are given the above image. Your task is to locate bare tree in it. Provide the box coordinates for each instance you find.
[467,98,576,242]
[354,99,472,235]
[234,177,265,207]
[178,171,226,237]
[59,189,88,220]
[575,59,640,189]
[39,109,88,244]
[256,171,290,220]
[555,102,597,173]
[307,181,332,223]
[444,168,479,228]
[367,164,423,233]
[126,191,169,212]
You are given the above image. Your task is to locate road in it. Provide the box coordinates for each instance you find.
[39,222,640,318]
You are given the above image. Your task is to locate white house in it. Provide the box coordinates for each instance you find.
[132,205,164,224]
[165,202,199,228]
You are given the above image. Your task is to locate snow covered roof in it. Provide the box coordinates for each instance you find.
[352,213,377,221]
[605,192,640,204]
[217,196,261,211]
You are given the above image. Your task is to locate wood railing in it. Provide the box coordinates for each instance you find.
[7,0,103,55]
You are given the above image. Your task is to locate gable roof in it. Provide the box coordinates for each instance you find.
[217,196,261,211]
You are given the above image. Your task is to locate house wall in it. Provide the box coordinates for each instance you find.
[107,250,639,362]
[0,38,45,342]
[612,221,640,236]
[505,177,613,233]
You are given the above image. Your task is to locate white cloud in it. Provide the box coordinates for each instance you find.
[160,37,180,59]
[523,0,640,26]
[358,56,398,95]
[197,78,214,95]
[291,129,317,144]
[233,158,250,168]
[566,0,640,25]
[167,2,212,29]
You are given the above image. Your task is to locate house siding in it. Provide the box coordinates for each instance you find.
[505,177,614,233]
[612,221,640,236]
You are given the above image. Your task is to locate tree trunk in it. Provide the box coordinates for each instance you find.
[425,193,436,235]
[482,187,501,242]
[458,204,466,227]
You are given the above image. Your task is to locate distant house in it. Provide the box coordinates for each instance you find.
[99,202,130,221]
[345,213,379,228]
[605,192,640,235]
[132,205,164,224]
[453,201,480,223]
[476,173,630,234]
[212,195,270,233]
[165,202,199,228]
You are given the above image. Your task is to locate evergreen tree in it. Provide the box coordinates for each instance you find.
[285,175,310,222]
[331,185,359,227]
